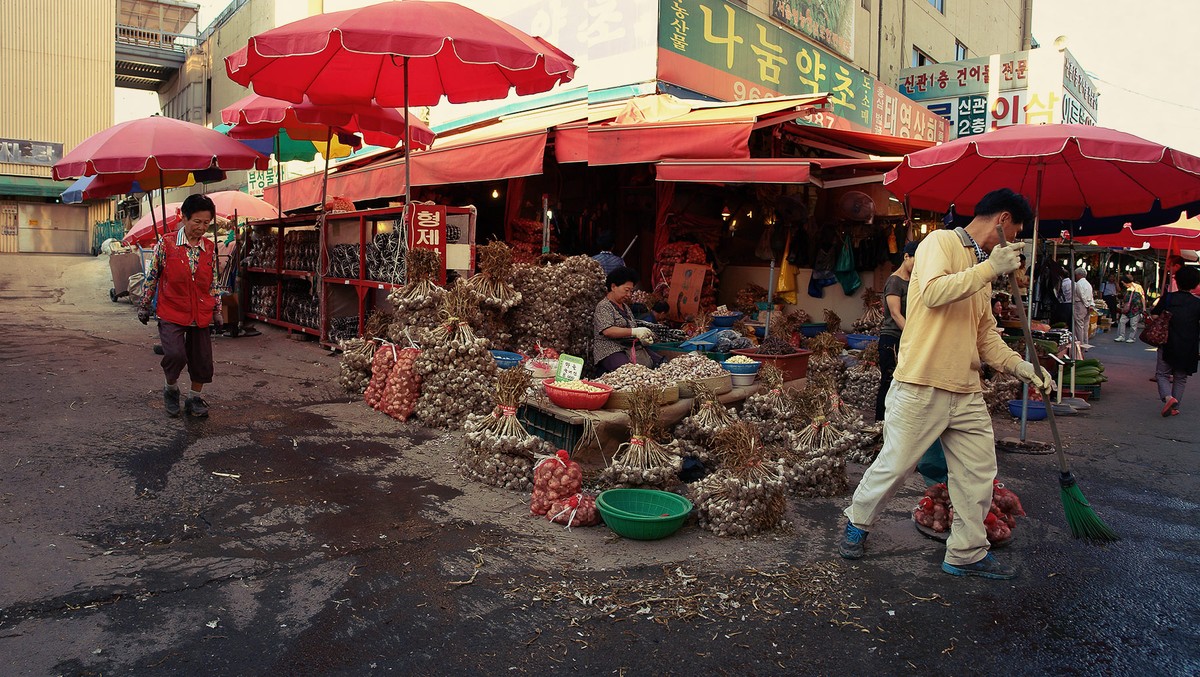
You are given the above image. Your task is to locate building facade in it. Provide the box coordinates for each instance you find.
[0,0,116,253]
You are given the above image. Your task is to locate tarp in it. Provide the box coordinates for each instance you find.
[654,158,901,185]
[586,94,827,167]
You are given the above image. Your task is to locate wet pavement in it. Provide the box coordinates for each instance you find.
[0,254,1197,675]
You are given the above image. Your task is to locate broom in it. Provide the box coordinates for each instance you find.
[996,225,1119,541]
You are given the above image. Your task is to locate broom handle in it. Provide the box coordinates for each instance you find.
[996,226,1070,474]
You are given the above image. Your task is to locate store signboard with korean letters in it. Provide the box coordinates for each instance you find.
[899,48,1099,138]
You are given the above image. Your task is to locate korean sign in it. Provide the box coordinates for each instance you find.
[0,137,63,167]
[658,0,873,129]
[899,48,1099,139]
[769,0,854,58]
[246,167,279,196]
[408,204,448,285]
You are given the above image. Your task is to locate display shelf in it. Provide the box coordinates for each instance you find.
[318,204,476,343]
[246,266,277,274]
[281,269,315,279]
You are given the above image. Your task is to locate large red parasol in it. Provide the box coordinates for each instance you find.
[224,0,576,208]
[1086,215,1200,250]
[884,124,1200,225]
[224,1,576,108]
[220,93,435,149]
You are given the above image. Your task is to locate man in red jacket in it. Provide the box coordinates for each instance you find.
[137,194,221,417]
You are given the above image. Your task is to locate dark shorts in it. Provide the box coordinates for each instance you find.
[158,321,214,384]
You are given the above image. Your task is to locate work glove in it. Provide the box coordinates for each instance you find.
[1013,360,1054,393]
[988,242,1024,277]
[137,307,151,325]
[631,327,654,344]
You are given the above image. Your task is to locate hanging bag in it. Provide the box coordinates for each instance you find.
[1139,308,1171,347]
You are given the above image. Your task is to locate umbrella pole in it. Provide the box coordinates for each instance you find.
[147,189,158,241]
[317,127,332,342]
[403,56,411,210]
[274,135,283,220]
[1020,164,1045,440]
[158,168,168,241]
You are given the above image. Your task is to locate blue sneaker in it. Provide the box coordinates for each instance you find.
[839,523,869,559]
[941,553,1016,580]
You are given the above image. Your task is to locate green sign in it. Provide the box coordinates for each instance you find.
[658,0,873,129]
[555,354,585,382]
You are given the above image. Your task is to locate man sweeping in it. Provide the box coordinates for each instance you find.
[838,188,1052,580]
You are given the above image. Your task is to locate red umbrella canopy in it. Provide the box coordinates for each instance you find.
[884,124,1200,222]
[220,93,435,149]
[53,116,268,184]
[224,1,577,107]
[123,191,281,247]
[1087,216,1200,249]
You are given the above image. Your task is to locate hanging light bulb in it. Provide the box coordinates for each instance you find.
[491,188,500,199]
[920,223,928,235]
[721,203,731,219]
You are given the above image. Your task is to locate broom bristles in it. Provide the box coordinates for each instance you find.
[1060,473,1119,542]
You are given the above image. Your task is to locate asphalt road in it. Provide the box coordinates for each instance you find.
[0,254,1197,676]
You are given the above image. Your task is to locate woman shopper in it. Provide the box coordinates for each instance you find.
[875,240,918,422]
[1115,274,1146,343]
[1150,265,1200,416]
[592,266,662,374]
[137,194,222,418]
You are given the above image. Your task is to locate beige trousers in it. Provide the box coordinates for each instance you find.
[844,381,996,565]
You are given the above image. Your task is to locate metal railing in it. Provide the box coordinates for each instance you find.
[115,24,198,53]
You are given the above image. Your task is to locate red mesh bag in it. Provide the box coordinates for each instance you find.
[530,450,582,516]
[547,493,600,528]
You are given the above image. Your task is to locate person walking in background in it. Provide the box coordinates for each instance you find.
[1069,267,1096,349]
[1165,254,1185,293]
[874,240,918,422]
[591,231,625,276]
[1151,265,1200,417]
[1116,274,1146,343]
[1100,273,1119,325]
[137,194,222,418]
[839,188,1051,580]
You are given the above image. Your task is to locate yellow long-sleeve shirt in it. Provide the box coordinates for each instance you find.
[894,228,1023,393]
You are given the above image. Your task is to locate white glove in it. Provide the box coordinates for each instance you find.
[1013,360,1054,392]
[631,327,654,344]
[988,242,1025,277]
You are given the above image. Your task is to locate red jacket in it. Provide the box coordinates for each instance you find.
[156,237,217,327]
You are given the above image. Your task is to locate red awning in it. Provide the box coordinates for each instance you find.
[785,123,939,156]
[553,122,587,163]
[587,95,828,166]
[655,158,901,185]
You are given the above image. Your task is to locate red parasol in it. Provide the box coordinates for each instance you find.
[884,124,1200,225]
[122,191,280,247]
[1086,218,1200,250]
[224,1,576,108]
[53,116,268,241]
[224,0,576,208]
[220,93,435,150]
[53,116,268,184]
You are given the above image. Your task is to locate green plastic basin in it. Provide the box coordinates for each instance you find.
[596,489,692,540]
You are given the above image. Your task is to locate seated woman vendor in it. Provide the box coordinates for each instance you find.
[594,267,663,374]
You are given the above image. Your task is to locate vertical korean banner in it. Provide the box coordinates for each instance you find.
[409,205,448,285]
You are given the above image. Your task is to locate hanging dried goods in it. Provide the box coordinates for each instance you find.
[734,283,768,315]
[823,309,843,334]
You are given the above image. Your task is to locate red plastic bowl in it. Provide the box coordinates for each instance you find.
[542,378,613,410]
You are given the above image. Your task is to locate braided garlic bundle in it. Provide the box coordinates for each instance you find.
[741,365,801,447]
[459,367,549,491]
[779,389,852,498]
[688,422,788,538]
[413,284,497,429]
[598,386,683,490]
[674,381,740,467]
[337,338,376,394]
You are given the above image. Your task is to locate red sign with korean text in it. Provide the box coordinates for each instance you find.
[408,204,448,285]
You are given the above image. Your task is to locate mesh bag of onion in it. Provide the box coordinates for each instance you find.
[378,347,422,421]
[531,449,584,516]
[547,493,601,528]
[364,343,398,409]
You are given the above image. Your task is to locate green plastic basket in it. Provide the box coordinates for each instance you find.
[596,489,692,540]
